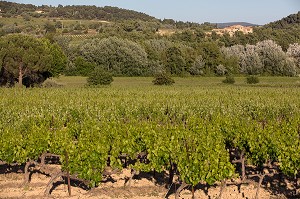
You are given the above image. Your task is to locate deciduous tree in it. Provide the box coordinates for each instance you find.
[256,40,297,76]
[287,43,300,69]
[80,37,148,76]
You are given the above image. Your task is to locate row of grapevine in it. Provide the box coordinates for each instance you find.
[0,86,299,197]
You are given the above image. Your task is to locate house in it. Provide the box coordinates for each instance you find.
[35,10,45,14]
[212,25,253,36]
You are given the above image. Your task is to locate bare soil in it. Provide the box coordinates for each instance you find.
[0,165,288,199]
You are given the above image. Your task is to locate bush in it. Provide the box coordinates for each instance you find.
[62,29,69,33]
[152,72,175,85]
[222,76,235,84]
[246,75,259,84]
[87,67,113,86]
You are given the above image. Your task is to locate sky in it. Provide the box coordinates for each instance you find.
[10,0,300,25]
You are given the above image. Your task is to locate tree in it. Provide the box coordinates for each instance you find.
[220,32,233,47]
[44,22,56,34]
[0,34,65,87]
[287,43,300,69]
[80,37,148,76]
[72,56,95,76]
[256,40,297,76]
[240,45,263,75]
[164,46,186,75]
[189,55,205,75]
[44,40,68,77]
[55,21,63,29]
[221,45,245,74]
[215,64,227,76]
[199,42,223,75]
[222,41,298,76]
[144,39,173,62]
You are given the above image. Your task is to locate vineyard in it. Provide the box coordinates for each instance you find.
[0,77,300,198]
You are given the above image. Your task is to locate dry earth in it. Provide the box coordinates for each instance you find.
[0,165,288,199]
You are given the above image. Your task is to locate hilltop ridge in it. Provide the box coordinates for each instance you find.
[265,11,300,29]
[1,0,293,27]
[0,1,157,22]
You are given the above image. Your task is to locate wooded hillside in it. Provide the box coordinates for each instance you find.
[265,11,300,29]
[0,1,157,21]
[0,1,300,86]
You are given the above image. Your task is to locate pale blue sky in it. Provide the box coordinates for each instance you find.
[10,0,300,25]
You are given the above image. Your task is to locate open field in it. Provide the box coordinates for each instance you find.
[0,76,300,198]
[53,76,300,88]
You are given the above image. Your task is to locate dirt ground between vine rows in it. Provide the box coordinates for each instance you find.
[0,167,289,199]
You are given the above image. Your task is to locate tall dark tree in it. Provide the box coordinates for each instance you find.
[164,46,186,75]
[199,42,222,75]
[0,34,66,87]
[44,22,56,34]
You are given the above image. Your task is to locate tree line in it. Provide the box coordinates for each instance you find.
[0,1,300,87]
[1,33,299,88]
[0,1,156,21]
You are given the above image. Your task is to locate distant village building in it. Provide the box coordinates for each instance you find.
[35,10,45,14]
[212,25,253,36]
[157,29,177,36]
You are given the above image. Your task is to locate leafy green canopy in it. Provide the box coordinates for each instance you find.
[0,34,67,87]
[80,37,148,76]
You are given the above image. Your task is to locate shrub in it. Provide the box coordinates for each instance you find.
[62,29,69,33]
[152,72,175,85]
[23,14,31,21]
[222,76,235,84]
[87,67,113,86]
[246,75,259,84]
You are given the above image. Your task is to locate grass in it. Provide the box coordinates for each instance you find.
[53,76,300,88]
[53,76,87,87]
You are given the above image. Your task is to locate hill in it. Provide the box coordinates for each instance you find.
[216,22,259,28]
[264,11,300,29]
[0,1,157,22]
